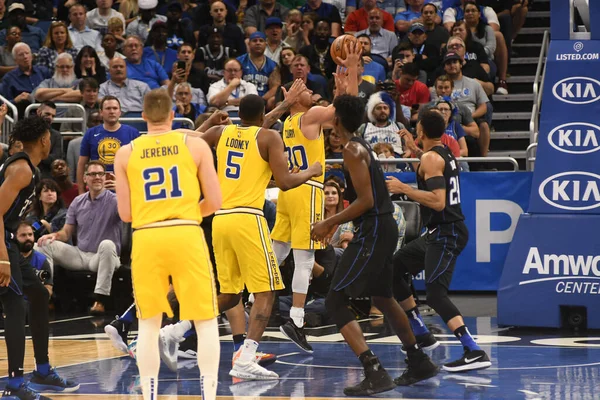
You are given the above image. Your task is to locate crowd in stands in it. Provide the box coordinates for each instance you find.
[0,0,529,322]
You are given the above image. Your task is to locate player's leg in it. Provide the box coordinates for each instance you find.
[105,302,136,354]
[193,318,219,400]
[137,314,162,400]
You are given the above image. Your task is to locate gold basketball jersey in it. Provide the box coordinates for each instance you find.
[127,131,202,229]
[282,112,325,184]
[216,125,272,210]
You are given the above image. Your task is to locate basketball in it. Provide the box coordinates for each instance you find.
[330,34,361,65]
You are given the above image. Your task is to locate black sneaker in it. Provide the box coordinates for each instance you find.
[104,318,130,354]
[2,383,52,399]
[443,348,491,372]
[401,332,439,353]
[279,320,313,353]
[344,358,396,396]
[29,368,80,393]
[395,351,439,386]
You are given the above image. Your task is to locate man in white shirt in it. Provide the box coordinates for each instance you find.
[207,59,258,116]
[86,0,126,35]
[69,4,102,52]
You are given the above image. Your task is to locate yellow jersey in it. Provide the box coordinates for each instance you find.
[216,125,272,210]
[282,112,325,184]
[127,131,202,229]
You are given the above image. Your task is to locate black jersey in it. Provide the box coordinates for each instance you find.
[343,136,394,225]
[417,145,465,228]
[0,152,37,235]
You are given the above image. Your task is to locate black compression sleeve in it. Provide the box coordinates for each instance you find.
[425,176,446,191]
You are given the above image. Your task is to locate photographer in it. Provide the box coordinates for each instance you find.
[16,221,53,297]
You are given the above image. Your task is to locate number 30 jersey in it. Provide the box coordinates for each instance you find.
[216,125,272,210]
[416,145,465,228]
[127,131,203,229]
[282,112,325,184]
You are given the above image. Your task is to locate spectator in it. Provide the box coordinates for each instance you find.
[356,8,398,61]
[300,19,335,79]
[395,0,426,34]
[33,101,63,179]
[68,3,102,52]
[373,142,398,172]
[107,17,125,52]
[77,96,140,191]
[51,159,79,207]
[74,46,107,85]
[16,222,53,297]
[97,32,126,69]
[442,0,500,31]
[191,0,237,35]
[299,0,341,37]
[60,77,100,133]
[26,179,67,241]
[443,51,491,156]
[119,0,139,23]
[36,21,80,74]
[345,0,395,34]
[10,0,53,24]
[0,25,20,77]
[0,3,44,52]
[237,32,280,102]
[264,17,286,65]
[359,91,407,155]
[37,160,123,315]
[393,62,430,120]
[391,42,428,84]
[375,0,408,16]
[66,112,103,181]
[282,9,304,53]
[126,0,167,43]
[143,21,178,76]
[274,54,328,105]
[397,23,441,82]
[300,12,318,49]
[434,98,468,159]
[324,0,353,22]
[194,28,235,86]
[279,46,296,84]
[356,34,387,83]
[451,21,490,75]
[174,42,210,94]
[422,3,450,52]
[324,129,345,184]
[196,1,245,55]
[172,82,206,129]
[164,0,196,49]
[480,0,528,42]
[123,35,169,90]
[86,0,126,35]
[207,58,258,116]
[33,53,82,104]
[244,0,289,37]
[440,35,494,95]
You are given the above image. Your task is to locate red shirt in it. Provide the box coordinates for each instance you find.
[395,79,430,107]
[61,184,79,207]
[414,136,461,158]
[345,8,396,33]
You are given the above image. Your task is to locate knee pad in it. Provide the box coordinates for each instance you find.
[272,240,291,266]
[291,249,314,295]
[325,290,354,330]
[425,282,460,324]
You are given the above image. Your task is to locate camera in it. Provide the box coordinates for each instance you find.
[35,269,50,283]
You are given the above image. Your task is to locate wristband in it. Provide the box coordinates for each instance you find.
[0,261,10,265]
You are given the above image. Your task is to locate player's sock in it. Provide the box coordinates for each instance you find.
[232,334,246,352]
[405,306,430,336]
[358,349,380,370]
[171,320,192,341]
[36,362,50,377]
[194,318,219,400]
[118,303,136,324]
[237,339,259,363]
[290,306,305,327]
[140,377,158,400]
[8,376,24,390]
[454,325,481,352]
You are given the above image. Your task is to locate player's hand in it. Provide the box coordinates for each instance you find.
[37,233,57,247]
[398,129,417,151]
[308,161,323,178]
[336,40,362,68]
[386,176,411,194]
[0,260,10,287]
[311,219,336,244]
[282,78,307,105]
[333,65,348,97]
[207,110,230,127]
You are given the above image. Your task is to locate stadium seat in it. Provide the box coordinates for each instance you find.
[394,200,422,244]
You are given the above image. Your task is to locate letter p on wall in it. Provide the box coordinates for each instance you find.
[476,200,524,263]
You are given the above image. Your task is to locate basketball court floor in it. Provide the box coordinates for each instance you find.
[0,304,597,400]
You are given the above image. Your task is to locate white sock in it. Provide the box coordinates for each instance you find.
[194,318,219,400]
[172,320,192,341]
[140,377,158,400]
[137,315,162,400]
[290,306,305,327]
[238,339,259,363]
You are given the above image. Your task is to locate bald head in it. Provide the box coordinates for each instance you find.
[210,1,227,24]
[368,8,383,31]
[109,57,127,83]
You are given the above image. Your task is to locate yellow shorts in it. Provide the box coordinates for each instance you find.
[131,224,218,321]
[271,181,324,250]
[213,208,284,294]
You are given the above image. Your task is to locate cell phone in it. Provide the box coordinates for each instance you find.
[177,61,186,70]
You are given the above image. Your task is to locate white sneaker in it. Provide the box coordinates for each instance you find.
[230,359,279,380]
[178,348,197,359]
[159,324,183,372]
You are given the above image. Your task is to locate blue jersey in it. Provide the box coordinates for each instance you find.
[80,124,140,172]
[444,120,466,142]
[237,54,277,97]
[126,58,169,89]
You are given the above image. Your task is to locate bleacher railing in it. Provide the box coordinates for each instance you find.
[326,157,521,171]
[527,29,550,171]
[0,94,18,144]
[24,103,88,135]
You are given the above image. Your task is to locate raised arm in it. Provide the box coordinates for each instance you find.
[262,79,307,128]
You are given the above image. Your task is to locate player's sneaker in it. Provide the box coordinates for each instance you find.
[29,368,79,393]
[343,357,396,396]
[2,383,51,399]
[159,324,183,372]
[442,348,491,372]
[400,333,439,354]
[229,359,279,380]
[279,320,313,353]
[395,351,439,386]
[178,337,197,359]
[231,351,277,368]
[104,318,130,354]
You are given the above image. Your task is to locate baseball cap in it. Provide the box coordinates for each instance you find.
[443,52,462,64]
[249,31,266,40]
[409,23,426,33]
[265,17,283,28]
[8,3,25,13]
[138,0,158,10]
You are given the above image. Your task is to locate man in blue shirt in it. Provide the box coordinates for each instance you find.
[299,0,342,37]
[142,21,179,76]
[0,3,44,52]
[123,36,170,90]
[77,96,140,193]
[237,31,279,103]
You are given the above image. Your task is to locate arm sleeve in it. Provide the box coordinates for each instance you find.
[442,8,457,24]
[156,62,169,83]
[475,81,490,105]
[206,83,218,103]
[483,25,497,58]
[65,201,77,226]
[483,7,500,26]
[329,7,342,25]
[247,82,258,95]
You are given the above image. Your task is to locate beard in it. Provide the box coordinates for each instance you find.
[375,114,389,123]
[18,240,34,253]
[53,72,76,87]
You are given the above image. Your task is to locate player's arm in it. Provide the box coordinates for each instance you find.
[263,79,306,128]
[114,144,132,222]
[301,105,337,139]
[188,137,222,216]
[386,152,447,211]
[0,161,33,286]
[261,129,322,191]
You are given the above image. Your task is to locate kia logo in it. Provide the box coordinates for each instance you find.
[539,171,600,211]
[547,122,600,154]
[552,77,600,104]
